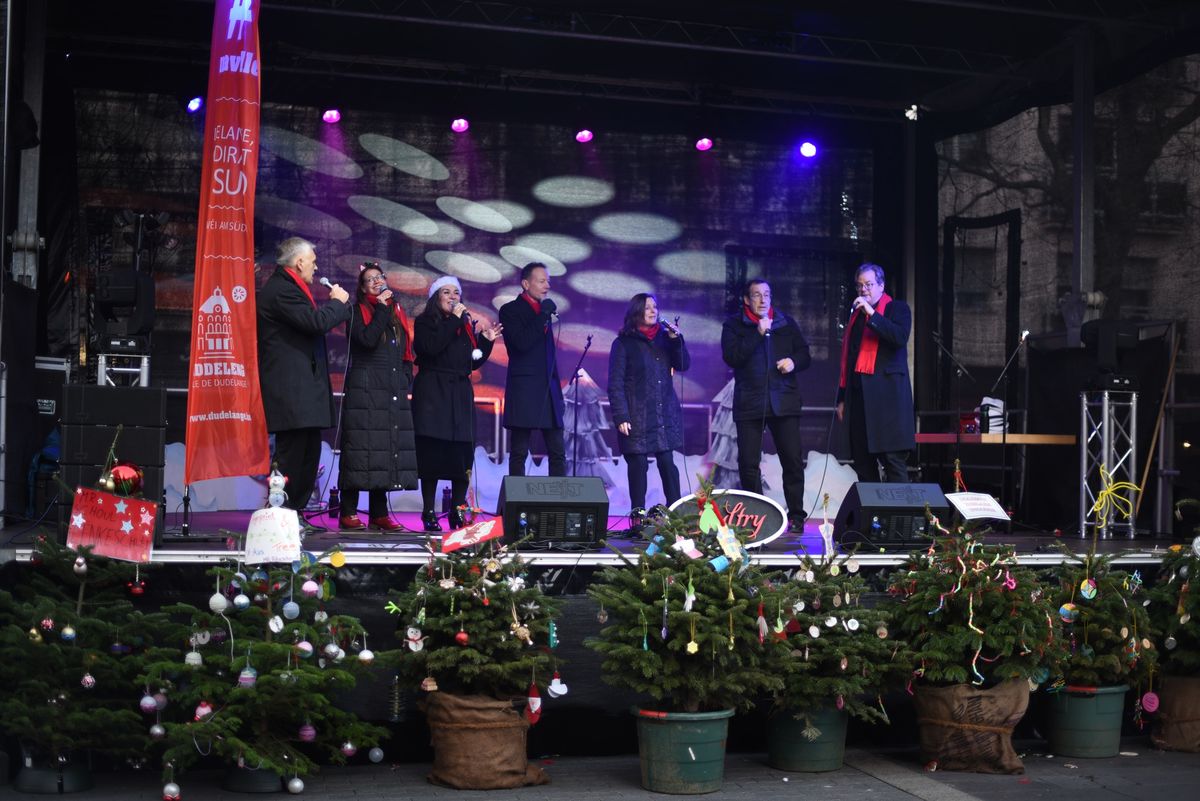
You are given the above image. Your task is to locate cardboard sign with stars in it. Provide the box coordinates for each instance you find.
[66,487,156,563]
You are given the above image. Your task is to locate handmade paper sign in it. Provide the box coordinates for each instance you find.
[244,506,303,565]
[66,487,156,563]
[945,491,1010,521]
[442,517,503,554]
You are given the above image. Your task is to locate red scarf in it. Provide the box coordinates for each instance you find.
[743,303,774,325]
[359,295,415,362]
[283,267,315,307]
[520,292,542,314]
[637,323,661,340]
[838,293,892,388]
[459,315,479,350]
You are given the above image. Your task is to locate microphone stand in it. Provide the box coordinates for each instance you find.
[931,331,975,468]
[988,333,1029,515]
[568,334,592,477]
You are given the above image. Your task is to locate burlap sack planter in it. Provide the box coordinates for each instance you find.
[420,692,549,789]
[1152,675,1200,753]
[913,678,1029,774]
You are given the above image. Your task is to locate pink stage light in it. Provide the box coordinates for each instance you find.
[575,129,594,143]
[799,141,817,158]
[451,118,470,133]
[186,97,204,114]
[322,109,341,124]
[695,137,713,152]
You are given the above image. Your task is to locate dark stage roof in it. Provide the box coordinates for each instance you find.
[42,0,1200,137]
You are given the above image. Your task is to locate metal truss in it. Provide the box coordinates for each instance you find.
[1079,390,1138,539]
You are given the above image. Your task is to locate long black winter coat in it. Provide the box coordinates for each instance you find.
[608,329,689,455]
[498,296,563,429]
[411,312,494,442]
[837,297,916,454]
[720,308,812,421]
[338,300,418,491]
[257,267,352,432]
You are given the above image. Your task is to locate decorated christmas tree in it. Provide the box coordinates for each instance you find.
[0,537,168,785]
[885,521,1065,687]
[141,553,386,795]
[1151,538,1200,676]
[586,480,782,713]
[765,548,911,732]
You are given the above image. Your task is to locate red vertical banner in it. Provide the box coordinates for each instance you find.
[185,0,270,483]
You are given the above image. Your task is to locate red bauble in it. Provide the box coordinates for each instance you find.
[110,461,144,495]
[128,580,146,596]
[455,630,469,646]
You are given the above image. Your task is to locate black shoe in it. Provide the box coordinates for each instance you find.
[788,514,808,534]
[422,512,442,533]
[448,509,464,530]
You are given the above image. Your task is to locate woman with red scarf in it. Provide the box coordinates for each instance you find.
[608,293,689,517]
[835,263,914,482]
[336,262,418,531]
[721,278,812,531]
[412,275,502,531]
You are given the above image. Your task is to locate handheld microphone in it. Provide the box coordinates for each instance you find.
[318,277,332,289]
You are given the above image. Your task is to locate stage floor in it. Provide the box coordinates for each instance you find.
[119,509,1184,567]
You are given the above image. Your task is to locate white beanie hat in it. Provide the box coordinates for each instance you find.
[427,275,463,298]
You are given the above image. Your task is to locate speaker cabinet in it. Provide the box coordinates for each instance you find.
[834,482,950,545]
[497,476,608,545]
[61,385,167,427]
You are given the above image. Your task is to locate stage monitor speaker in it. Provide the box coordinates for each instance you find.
[834,482,950,545]
[497,476,608,545]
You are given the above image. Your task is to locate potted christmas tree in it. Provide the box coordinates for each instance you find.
[586,481,782,794]
[0,538,167,793]
[1043,542,1156,758]
[142,553,386,796]
[1148,529,1200,752]
[762,546,911,772]
[385,525,560,789]
[885,519,1065,774]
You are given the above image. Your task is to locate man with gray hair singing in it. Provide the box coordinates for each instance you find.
[257,236,351,533]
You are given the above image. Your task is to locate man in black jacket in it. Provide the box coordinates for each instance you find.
[721,279,812,531]
[257,237,351,531]
[498,263,566,476]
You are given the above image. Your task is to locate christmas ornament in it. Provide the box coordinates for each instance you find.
[162,782,181,800]
[73,556,88,575]
[60,625,76,641]
[313,610,329,623]
[420,676,439,692]
[80,673,96,689]
[358,648,375,664]
[194,701,214,720]
[596,606,609,624]
[140,694,158,713]
[876,624,889,639]
[283,601,301,619]
[208,593,229,614]
[40,617,55,631]
[296,640,314,658]
[110,461,144,494]
[1059,602,1079,623]
[154,692,169,710]
[150,723,166,740]
[808,625,821,639]
[185,650,203,667]
[404,627,426,652]
[298,722,316,742]
[547,672,569,698]
[368,747,384,763]
[455,629,470,646]
[128,579,146,596]
[27,627,43,644]
[301,579,320,597]
[524,682,542,724]
[324,642,340,658]
[287,777,304,794]
[238,666,258,687]
[1142,691,1159,713]
[340,741,357,757]
[1079,578,1098,600]
[269,615,284,633]
[233,593,251,610]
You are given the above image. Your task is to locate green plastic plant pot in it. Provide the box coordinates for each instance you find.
[635,708,735,794]
[1045,685,1129,758]
[767,705,849,772]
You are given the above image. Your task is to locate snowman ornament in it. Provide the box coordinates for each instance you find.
[404,626,428,652]
[267,469,289,508]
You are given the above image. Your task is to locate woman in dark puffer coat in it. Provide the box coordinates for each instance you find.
[336,263,418,531]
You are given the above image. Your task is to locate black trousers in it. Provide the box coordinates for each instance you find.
[625,451,681,511]
[846,387,909,483]
[274,428,323,512]
[507,427,567,477]
[735,416,806,520]
[339,489,390,519]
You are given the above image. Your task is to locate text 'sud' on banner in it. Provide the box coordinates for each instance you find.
[185,0,269,484]
[66,487,157,563]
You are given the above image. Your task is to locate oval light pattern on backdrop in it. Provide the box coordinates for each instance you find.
[531,175,615,208]
[655,250,727,285]
[499,246,566,277]
[669,489,788,550]
[331,255,436,296]
[436,197,514,234]
[358,133,450,180]
[590,212,682,245]
[424,251,506,283]
[348,196,464,245]
[490,286,571,314]
[513,233,592,264]
[568,269,652,302]
[261,126,363,180]
[256,195,352,240]
[555,322,617,354]
[667,312,724,345]
[481,200,535,230]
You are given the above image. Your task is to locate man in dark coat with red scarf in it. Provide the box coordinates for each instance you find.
[499,263,566,476]
[836,262,915,482]
[256,237,351,529]
[721,278,812,531]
